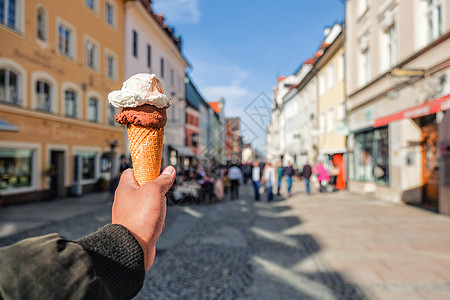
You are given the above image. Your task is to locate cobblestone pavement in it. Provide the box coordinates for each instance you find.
[136,184,364,300]
[1,181,449,300]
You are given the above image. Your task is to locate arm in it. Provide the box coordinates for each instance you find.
[0,167,176,300]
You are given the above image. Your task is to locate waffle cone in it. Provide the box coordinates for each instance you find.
[127,124,164,186]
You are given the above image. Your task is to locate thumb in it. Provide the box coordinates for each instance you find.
[146,166,176,195]
[117,168,139,191]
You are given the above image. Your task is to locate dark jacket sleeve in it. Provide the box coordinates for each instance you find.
[0,224,145,300]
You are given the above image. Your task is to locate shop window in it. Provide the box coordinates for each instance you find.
[64,89,77,117]
[0,0,23,32]
[353,127,389,185]
[0,68,20,105]
[74,152,96,180]
[36,80,51,112]
[0,149,33,190]
[36,6,47,41]
[88,97,98,122]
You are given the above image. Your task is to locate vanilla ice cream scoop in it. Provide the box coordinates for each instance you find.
[108,73,171,108]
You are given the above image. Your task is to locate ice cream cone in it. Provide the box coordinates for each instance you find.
[108,73,170,186]
[127,124,164,186]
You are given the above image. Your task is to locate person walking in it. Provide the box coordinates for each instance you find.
[313,161,330,193]
[283,161,295,196]
[251,161,261,201]
[262,162,275,202]
[301,162,312,194]
[276,162,284,195]
[228,164,242,200]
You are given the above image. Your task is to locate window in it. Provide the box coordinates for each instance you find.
[170,69,174,86]
[58,23,74,58]
[106,51,117,79]
[88,97,98,122]
[105,1,115,26]
[0,68,20,105]
[0,0,21,31]
[337,99,345,121]
[64,89,77,117]
[36,80,51,112]
[0,149,33,190]
[319,73,325,96]
[388,24,397,67]
[353,127,389,185]
[338,54,344,82]
[132,30,138,57]
[357,0,368,17]
[319,112,325,133]
[359,48,370,86]
[327,107,334,133]
[85,40,98,70]
[36,7,47,41]
[85,0,96,11]
[328,63,335,90]
[427,0,442,42]
[160,58,164,78]
[74,152,96,180]
[147,44,151,68]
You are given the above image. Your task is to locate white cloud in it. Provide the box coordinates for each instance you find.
[153,0,201,24]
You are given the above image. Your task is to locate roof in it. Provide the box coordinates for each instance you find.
[277,76,287,83]
[208,101,221,114]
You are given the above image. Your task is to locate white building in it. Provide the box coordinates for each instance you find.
[124,0,189,167]
[345,0,450,215]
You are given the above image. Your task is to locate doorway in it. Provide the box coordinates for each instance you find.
[422,123,439,209]
[50,150,65,199]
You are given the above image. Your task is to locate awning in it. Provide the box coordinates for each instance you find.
[374,94,450,127]
[0,118,19,132]
[170,145,196,157]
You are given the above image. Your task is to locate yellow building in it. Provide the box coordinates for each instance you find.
[316,24,347,189]
[0,0,125,205]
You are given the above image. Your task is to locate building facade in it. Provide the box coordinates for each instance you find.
[345,0,450,214]
[124,0,190,168]
[185,75,201,158]
[315,24,347,189]
[0,0,125,204]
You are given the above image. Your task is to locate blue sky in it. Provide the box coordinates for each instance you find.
[154,0,345,153]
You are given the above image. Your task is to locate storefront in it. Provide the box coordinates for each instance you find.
[0,109,124,205]
[372,94,450,211]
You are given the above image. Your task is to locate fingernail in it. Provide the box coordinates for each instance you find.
[162,166,175,175]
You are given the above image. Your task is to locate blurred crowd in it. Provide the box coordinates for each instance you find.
[166,158,346,205]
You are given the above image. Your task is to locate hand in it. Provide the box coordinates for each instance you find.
[112,166,176,271]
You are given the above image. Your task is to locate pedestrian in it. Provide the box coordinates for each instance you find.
[276,161,284,195]
[0,167,176,299]
[261,162,276,202]
[329,160,339,191]
[283,161,295,196]
[301,161,312,194]
[313,161,330,193]
[213,174,225,201]
[251,161,261,201]
[228,164,242,200]
[119,154,131,172]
